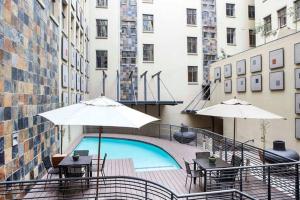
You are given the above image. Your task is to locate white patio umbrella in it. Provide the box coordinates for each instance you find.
[196,98,284,153]
[38,96,159,198]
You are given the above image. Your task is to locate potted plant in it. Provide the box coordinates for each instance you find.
[208,155,216,165]
[72,152,80,161]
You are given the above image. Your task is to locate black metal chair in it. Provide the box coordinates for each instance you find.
[231,155,243,166]
[195,152,210,159]
[42,156,59,189]
[184,160,202,193]
[100,153,107,177]
[73,150,89,156]
[63,166,85,195]
[213,168,240,190]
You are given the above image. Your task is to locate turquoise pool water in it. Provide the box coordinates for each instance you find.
[74,137,180,171]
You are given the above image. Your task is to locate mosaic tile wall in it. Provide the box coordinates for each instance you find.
[202,0,217,85]
[0,0,60,181]
[120,0,138,100]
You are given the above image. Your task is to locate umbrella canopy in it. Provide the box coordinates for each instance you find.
[39,96,159,127]
[39,96,159,198]
[196,98,284,119]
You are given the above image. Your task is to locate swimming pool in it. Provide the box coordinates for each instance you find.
[74,137,180,171]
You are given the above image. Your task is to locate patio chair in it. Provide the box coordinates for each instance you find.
[231,155,243,166]
[73,150,89,156]
[213,168,239,190]
[184,160,202,193]
[63,166,86,195]
[42,156,59,189]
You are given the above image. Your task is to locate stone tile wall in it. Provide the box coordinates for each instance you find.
[0,0,60,181]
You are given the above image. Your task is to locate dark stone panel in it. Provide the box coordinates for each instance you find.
[0,107,3,121]
[0,151,4,166]
[0,137,4,152]
[12,145,18,159]
[4,107,11,120]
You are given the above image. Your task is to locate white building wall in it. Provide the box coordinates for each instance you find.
[216,0,255,57]
[255,0,300,46]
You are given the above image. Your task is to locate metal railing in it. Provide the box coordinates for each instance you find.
[0,176,256,200]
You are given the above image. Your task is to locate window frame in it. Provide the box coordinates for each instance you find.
[96,19,108,38]
[248,5,255,19]
[143,14,154,32]
[187,37,198,54]
[96,50,108,69]
[96,0,108,8]
[188,66,198,83]
[295,0,300,21]
[264,15,272,34]
[187,8,197,25]
[143,44,154,62]
[226,3,235,17]
[249,29,256,47]
[226,28,236,45]
[277,7,287,28]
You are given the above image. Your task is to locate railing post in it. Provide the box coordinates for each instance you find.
[224,138,228,162]
[239,167,243,192]
[263,150,266,181]
[170,193,174,200]
[268,166,271,200]
[296,164,299,200]
[241,143,244,166]
[204,170,207,192]
[145,181,148,199]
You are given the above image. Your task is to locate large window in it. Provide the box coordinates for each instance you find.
[187,9,197,25]
[188,66,198,83]
[264,15,272,33]
[295,0,300,21]
[187,37,197,54]
[226,28,236,44]
[96,19,108,38]
[96,0,108,8]
[226,3,235,17]
[248,6,255,19]
[143,14,154,32]
[96,50,108,69]
[277,7,286,28]
[143,44,154,62]
[249,29,256,47]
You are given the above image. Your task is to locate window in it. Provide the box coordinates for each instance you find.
[187,37,197,54]
[143,44,154,62]
[264,15,272,33]
[187,9,197,25]
[96,19,108,38]
[248,6,255,19]
[97,0,108,8]
[249,29,256,47]
[143,14,154,32]
[277,7,286,28]
[295,0,300,20]
[188,66,198,83]
[226,3,235,17]
[96,50,108,69]
[226,28,235,44]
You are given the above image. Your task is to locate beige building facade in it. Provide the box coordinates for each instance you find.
[209,32,300,152]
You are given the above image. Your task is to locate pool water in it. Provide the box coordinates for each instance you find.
[74,137,180,171]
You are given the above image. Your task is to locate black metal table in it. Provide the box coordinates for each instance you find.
[58,156,93,187]
[193,158,231,191]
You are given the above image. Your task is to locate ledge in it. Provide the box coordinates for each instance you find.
[143,61,154,63]
[187,53,198,56]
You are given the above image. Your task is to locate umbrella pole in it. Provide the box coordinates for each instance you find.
[96,127,102,199]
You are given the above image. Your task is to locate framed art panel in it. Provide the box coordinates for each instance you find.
[237,77,246,93]
[295,68,300,89]
[62,36,68,61]
[295,118,300,139]
[214,67,221,81]
[296,93,300,114]
[62,92,68,106]
[61,64,68,88]
[76,51,80,71]
[224,64,232,78]
[224,79,232,93]
[250,55,262,73]
[295,43,300,64]
[269,48,284,69]
[269,71,284,91]
[236,59,246,76]
[251,74,262,92]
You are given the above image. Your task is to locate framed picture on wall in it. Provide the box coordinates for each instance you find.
[295,118,300,139]
[269,48,284,69]
[269,71,284,91]
[296,93,300,114]
[62,36,68,61]
[251,74,262,92]
[224,79,232,93]
[295,43,300,64]
[224,64,232,78]
[61,64,68,88]
[295,68,300,89]
[214,67,221,81]
[250,55,262,73]
[237,77,246,93]
[236,59,246,76]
